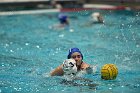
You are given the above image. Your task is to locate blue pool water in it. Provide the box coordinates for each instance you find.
[0,10,140,93]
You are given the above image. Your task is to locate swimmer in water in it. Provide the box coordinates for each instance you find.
[50,48,98,88]
[90,12,104,24]
[49,13,70,30]
[50,48,94,76]
[58,13,69,27]
[79,12,104,27]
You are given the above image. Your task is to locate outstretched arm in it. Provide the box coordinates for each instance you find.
[50,64,64,76]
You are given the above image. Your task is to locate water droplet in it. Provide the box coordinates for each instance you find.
[25,43,29,46]
[115,36,118,39]
[5,43,9,47]
[69,29,74,32]
[10,42,13,44]
[59,34,64,37]
[36,45,40,48]
[10,50,14,53]
[14,87,17,90]
[136,45,139,48]
[109,87,112,89]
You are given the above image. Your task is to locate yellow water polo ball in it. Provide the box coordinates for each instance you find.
[101,64,118,80]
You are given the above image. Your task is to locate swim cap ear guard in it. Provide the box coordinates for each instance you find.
[67,48,83,59]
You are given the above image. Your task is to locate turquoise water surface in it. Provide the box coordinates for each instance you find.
[0,10,140,93]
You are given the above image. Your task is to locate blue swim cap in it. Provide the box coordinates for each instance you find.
[67,48,83,59]
[58,13,68,24]
[58,13,67,20]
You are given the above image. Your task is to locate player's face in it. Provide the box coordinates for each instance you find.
[71,52,82,66]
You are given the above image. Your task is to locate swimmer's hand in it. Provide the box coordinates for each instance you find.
[86,65,97,74]
[86,67,93,74]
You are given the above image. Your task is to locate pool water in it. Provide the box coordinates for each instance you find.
[0,10,140,93]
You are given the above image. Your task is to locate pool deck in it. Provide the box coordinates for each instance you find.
[0,0,140,10]
[0,4,138,16]
[0,0,139,10]
[0,0,49,3]
[0,0,139,16]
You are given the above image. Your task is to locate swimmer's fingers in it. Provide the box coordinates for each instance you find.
[86,67,93,74]
[86,65,98,74]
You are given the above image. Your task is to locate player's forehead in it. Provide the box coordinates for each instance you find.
[71,52,81,56]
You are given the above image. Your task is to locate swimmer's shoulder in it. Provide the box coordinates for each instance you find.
[81,62,90,70]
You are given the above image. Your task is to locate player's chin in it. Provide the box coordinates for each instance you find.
[76,63,81,67]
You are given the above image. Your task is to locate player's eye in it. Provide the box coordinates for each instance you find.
[71,55,81,59]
